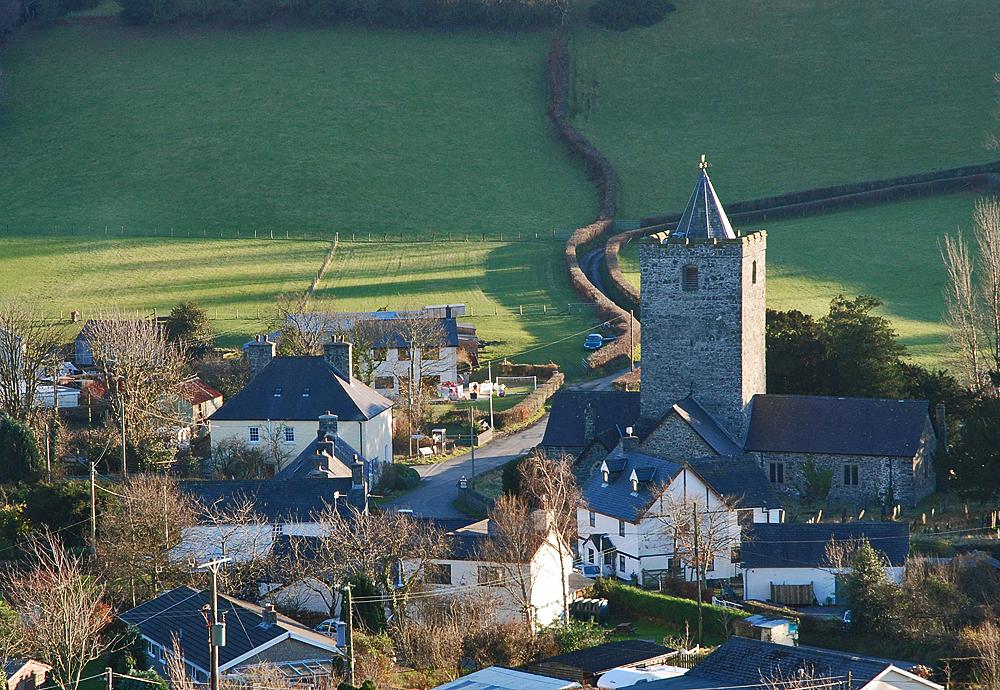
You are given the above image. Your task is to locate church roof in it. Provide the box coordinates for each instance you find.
[672,157,737,241]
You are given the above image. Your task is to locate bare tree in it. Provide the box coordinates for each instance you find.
[976,197,1000,378]
[965,620,1000,690]
[334,318,394,387]
[476,494,547,629]
[518,452,580,623]
[190,496,275,600]
[393,316,450,436]
[761,667,847,690]
[822,536,868,571]
[0,302,62,422]
[86,315,188,470]
[164,636,198,690]
[5,533,118,690]
[273,293,332,356]
[941,231,983,387]
[96,474,198,607]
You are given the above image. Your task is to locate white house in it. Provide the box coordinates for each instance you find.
[209,339,394,475]
[411,517,579,629]
[578,439,782,586]
[741,522,909,606]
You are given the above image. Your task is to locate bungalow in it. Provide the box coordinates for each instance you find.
[119,587,341,684]
[209,338,393,475]
[741,522,909,606]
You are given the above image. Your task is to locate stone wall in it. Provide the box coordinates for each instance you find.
[639,413,715,461]
[639,232,766,439]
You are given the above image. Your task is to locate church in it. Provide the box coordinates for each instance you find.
[543,157,938,508]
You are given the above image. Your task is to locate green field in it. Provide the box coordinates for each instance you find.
[571,0,999,217]
[0,22,594,235]
[619,193,980,366]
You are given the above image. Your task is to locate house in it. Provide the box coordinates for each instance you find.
[641,637,941,690]
[741,522,909,606]
[274,412,365,480]
[5,659,51,690]
[523,640,676,686]
[119,587,341,684]
[538,389,640,461]
[577,435,780,586]
[209,338,394,475]
[413,516,580,629]
[431,667,581,690]
[563,157,939,508]
[177,376,224,438]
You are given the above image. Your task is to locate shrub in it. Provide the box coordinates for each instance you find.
[0,416,41,482]
[462,622,536,668]
[542,619,607,653]
[500,455,526,496]
[495,370,563,430]
[588,0,674,31]
[378,464,420,493]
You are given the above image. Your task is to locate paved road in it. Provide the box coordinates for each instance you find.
[384,415,549,518]
[580,247,608,298]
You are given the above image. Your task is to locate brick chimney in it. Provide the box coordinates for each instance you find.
[260,603,278,627]
[621,426,639,453]
[348,454,368,511]
[324,337,353,381]
[318,412,339,439]
[246,334,275,379]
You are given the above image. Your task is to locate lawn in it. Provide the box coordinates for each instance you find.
[0,22,594,235]
[618,193,980,366]
[570,0,999,218]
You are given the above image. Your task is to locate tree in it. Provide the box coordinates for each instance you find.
[165,301,213,358]
[272,293,331,356]
[211,437,269,479]
[392,317,450,435]
[188,496,274,600]
[0,301,61,422]
[821,295,907,398]
[963,620,1000,690]
[86,315,188,471]
[0,415,42,481]
[4,532,118,690]
[95,475,197,607]
[0,600,26,670]
[846,539,906,636]
[947,395,1000,498]
[765,309,829,394]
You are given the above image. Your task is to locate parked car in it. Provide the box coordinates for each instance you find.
[584,333,604,350]
[576,563,601,579]
[313,619,340,637]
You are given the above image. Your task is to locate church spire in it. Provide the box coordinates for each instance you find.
[673,155,736,241]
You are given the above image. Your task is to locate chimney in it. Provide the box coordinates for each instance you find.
[583,401,596,443]
[621,426,639,452]
[348,454,368,511]
[261,603,278,627]
[324,337,353,381]
[318,412,339,439]
[935,403,947,449]
[246,334,275,379]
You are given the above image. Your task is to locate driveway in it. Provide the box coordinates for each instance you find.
[384,415,549,518]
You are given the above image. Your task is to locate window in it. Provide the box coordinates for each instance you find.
[398,348,411,361]
[283,426,295,443]
[587,548,595,564]
[844,463,859,486]
[423,563,451,585]
[302,387,310,398]
[421,347,439,361]
[477,565,504,586]
[769,462,784,484]
[373,348,387,362]
[682,265,699,291]
[589,510,596,528]
[374,376,395,390]
[273,386,282,397]
[248,426,260,444]
[752,260,758,284]
[618,520,626,537]
[618,555,626,572]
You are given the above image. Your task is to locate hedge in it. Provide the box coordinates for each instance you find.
[595,578,747,645]
[494,370,564,429]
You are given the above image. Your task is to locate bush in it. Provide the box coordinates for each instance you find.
[542,619,607,653]
[462,622,537,668]
[377,464,420,493]
[495,370,563,430]
[588,0,674,31]
[501,456,526,496]
[0,416,41,483]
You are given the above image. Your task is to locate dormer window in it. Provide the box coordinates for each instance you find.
[273,386,283,397]
[631,477,639,494]
[682,265,699,291]
[600,461,610,486]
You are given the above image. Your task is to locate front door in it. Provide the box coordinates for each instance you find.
[603,550,615,576]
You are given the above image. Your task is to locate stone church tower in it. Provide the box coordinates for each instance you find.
[639,157,766,440]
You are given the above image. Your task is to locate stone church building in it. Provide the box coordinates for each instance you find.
[546,157,937,507]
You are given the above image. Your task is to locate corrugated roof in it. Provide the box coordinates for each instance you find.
[209,357,392,422]
[744,395,931,457]
[687,456,780,509]
[540,390,640,449]
[179,479,352,523]
[671,162,736,241]
[581,448,681,522]
[180,377,224,405]
[741,522,910,569]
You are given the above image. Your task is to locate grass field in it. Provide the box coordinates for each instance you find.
[571,0,1000,217]
[0,22,594,235]
[618,193,980,366]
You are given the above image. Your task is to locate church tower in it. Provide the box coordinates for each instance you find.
[639,156,766,440]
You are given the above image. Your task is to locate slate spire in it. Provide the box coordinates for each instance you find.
[673,155,736,240]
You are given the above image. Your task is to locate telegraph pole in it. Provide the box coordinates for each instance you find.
[343,582,355,686]
[692,504,703,644]
[487,360,494,431]
[198,557,230,690]
[468,404,476,479]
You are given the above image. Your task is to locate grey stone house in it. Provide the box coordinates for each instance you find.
[555,157,938,507]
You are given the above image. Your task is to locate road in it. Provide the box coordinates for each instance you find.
[384,415,549,518]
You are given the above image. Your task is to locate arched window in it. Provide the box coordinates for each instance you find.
[682,264,699,291]
[752,260,758,284]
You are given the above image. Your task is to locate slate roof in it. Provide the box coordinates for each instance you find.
[687,456,780,509]
[642,637,927,690]
[368,317,460,349]
[540,390,640,449]
[741,522,910,569]
[119,587,338,673]
[525,640,675,678]
[179,479,352,523]
[581,447,681,522]
[209,357,392,422]
[672,396,742,455]
[744,394,931,458]
[671,165,736,241]
[274,433,360,480]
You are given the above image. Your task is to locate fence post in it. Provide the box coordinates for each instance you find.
[519,305,523,316]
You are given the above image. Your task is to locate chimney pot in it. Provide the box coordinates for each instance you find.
[261,603,278,627]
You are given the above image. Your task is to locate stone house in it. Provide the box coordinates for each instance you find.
[538,389,640,461]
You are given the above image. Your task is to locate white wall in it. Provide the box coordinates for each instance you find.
[743,566,904,605]
[372,346,458,396]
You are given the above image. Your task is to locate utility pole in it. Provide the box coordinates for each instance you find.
[629,310,635,372]
[487,360,494,431]
[105,667,113,690]
[468,404,476,479]
[198,557,230,690]
[343,582,355,686]
[90,462,97,548]
[692,504,703,644]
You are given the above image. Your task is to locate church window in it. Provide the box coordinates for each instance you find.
[752,260,758,284]
[769,462,784,484]
[682,265,699,291]
[844,464,859,486]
